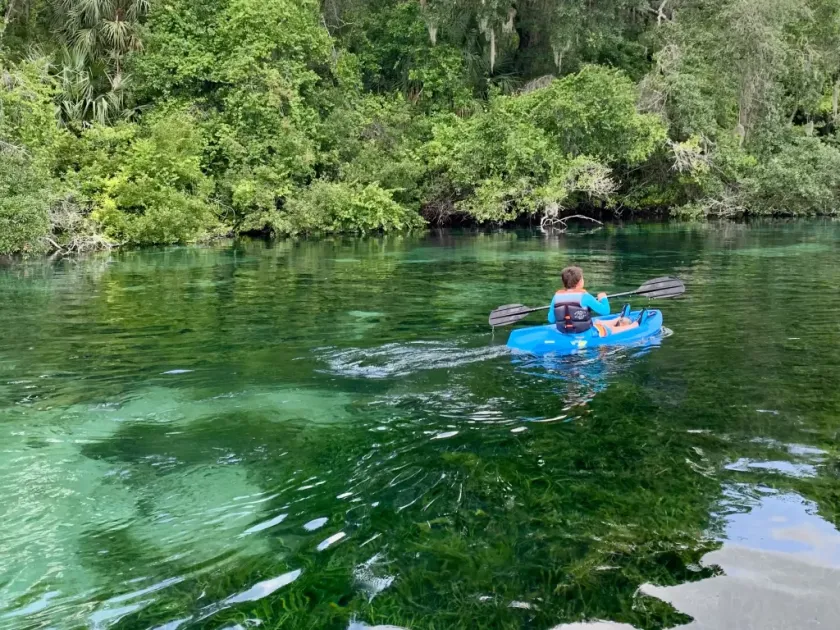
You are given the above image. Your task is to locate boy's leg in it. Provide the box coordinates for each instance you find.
[603,318,628,330]
[601,318,639,334]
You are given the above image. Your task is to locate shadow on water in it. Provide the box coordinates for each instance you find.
[1,223,840,629]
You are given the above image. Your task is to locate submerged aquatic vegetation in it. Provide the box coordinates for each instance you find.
[3,226,840,628]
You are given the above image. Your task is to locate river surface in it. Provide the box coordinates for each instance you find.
[1,222,840,630]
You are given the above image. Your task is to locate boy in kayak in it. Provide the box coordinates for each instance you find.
[548,266,637,336]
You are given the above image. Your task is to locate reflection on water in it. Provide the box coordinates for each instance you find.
[1,223,840,629]
[642,487,840,629]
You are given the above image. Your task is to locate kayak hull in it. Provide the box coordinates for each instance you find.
[506,310,664,355]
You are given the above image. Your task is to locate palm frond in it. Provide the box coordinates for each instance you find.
[101,18,130,51]
[90,95,110,124]
[72,27,96,58]
[47,0,147,123]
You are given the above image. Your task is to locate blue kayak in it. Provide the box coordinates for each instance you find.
[507,309,664,355]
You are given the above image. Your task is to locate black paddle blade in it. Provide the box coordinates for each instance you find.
[489,304,533,327]
[635,276,685,299]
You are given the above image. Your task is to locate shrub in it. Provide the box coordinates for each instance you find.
[520,65,667,165]
[132,0,331,232]
[0,148,50,254]
[283,181,425,235]
[422,66,666,222]
[747,135,840,215]
[319,93,430,208]
[67,108,218,244]
[0,58,69,253]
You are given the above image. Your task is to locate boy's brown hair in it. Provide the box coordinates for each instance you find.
[561,266,583,289]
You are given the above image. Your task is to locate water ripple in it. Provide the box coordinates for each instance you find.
[319,341,510,378]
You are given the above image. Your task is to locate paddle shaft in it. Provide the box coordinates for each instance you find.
[512,289,640,317]
[488,276,685,328]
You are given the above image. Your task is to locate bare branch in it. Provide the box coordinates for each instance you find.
[647,0,673,25]
[44,236,65,252]
[541,213,604,233]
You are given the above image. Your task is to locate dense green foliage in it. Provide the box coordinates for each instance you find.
[0,147,51,254]
[3,0,840,252]
[63,109,217,244]
[0,59,62,253]
[424,66,666,221]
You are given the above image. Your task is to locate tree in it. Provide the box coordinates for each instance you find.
[132,0,333,230]
[47,0,149,122]
[0,56,67,253]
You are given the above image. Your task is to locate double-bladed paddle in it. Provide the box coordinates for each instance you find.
[488,276,685,328]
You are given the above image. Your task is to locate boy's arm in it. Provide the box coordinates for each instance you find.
[547,294,557,324]
[582,292,610,316]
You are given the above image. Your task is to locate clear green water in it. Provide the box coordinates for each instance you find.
[2,223,840,629]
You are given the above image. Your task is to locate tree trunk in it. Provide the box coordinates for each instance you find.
[490,29,496,73]
[1,0,18,41]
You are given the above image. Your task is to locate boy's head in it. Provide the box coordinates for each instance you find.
[561,266,584,290]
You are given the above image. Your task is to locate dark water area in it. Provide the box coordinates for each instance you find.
[2,222,840,629]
